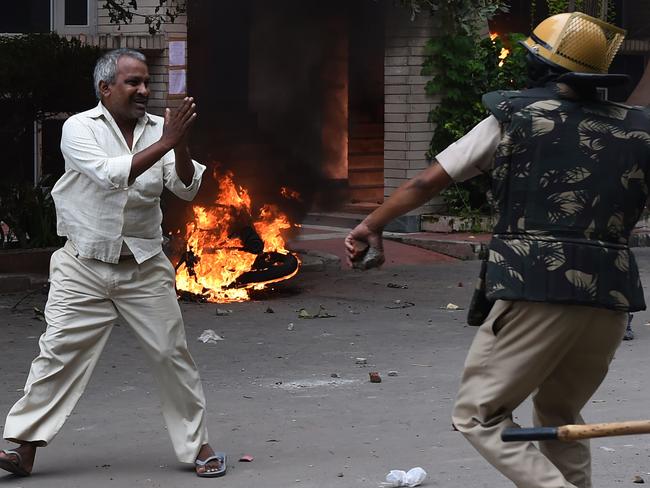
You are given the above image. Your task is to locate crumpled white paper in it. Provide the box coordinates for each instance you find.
[381,467,427,487]
[197,329,224,344]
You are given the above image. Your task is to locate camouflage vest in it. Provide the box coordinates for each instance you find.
[482,83,650,312]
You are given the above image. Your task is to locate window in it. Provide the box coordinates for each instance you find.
[64,0,88,26]
[0,0,94,34]
[0,0,51,33]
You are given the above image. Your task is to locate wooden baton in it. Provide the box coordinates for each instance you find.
[502,420,650,442]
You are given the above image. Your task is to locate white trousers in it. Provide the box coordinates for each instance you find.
[3,241,209,463]
[452,300,627,488]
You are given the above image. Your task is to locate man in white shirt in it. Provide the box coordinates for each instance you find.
[0,49,226,478]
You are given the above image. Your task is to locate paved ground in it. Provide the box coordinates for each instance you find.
[1,243,650,487]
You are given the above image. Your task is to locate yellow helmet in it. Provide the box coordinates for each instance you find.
[521,12,625,74]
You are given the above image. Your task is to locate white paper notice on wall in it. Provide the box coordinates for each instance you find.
[169,69,187,95]
[169,40,186,66]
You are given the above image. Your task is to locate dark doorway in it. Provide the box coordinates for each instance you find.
[186,0,386,213]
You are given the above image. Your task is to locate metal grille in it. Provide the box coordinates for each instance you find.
[554,13,624,73]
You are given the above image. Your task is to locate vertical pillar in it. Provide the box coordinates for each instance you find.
[384,3,442,231]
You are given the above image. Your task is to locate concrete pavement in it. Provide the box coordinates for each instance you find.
[1,247,650,487]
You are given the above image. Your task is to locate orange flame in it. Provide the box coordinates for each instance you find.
[175,171,300,302]
[498,47,511,67]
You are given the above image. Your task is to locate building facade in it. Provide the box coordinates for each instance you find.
[5,1,646,231]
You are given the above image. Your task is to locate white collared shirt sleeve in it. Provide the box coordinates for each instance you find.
[60,116,132,190]
[435,115,502,182]
[162,152,206,201]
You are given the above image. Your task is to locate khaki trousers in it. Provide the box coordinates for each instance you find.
[452,300,627,488]
[3,241,209,463]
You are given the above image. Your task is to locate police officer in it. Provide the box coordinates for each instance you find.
[346,12,647,488]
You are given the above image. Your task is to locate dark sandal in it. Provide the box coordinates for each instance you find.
[195,452,226,478]
[0,449,30,477]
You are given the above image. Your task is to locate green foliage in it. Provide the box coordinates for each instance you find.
[0,33,100,123]
[424,33,528,156]
[440,183,486,231]
[422,33,528,216]
[0,34,99,247]
[544,0,616,21]
[0,177,63,249]
[399,0,509,35]
[104,0,187,35]
[546,0,579,15]
[400,0,522,217]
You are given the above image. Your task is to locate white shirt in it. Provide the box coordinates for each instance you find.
[435,115,502,182]
[53,102,206,264]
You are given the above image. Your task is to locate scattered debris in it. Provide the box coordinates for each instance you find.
[355,358,368,365]
[385,300,415,309]
[599,446,616,452]
[382,467,427,487]
[197,329,225,343]
[298,305,336,319]
[633,475,645,484]
[387,283,408,289]
[331,373,340,378]
[287,323,295,331]
[33,306,45,321]
[265,307,275,313]
[388,371,399,377]
[274,378,358,390]
[337,472,344,477]
[239,454,254,462]
[444,303,460,310]
[216,308,233,316]
[369,372,382,383]
[457,282,463,287]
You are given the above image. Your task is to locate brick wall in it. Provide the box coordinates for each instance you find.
[384,4,443,231]
[60,0,190,115]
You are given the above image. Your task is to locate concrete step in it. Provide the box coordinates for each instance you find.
[384,232,491,260]
[0,246,58,274]
[349,185,384,204]
[302,211,369,229]
[0,273,49,293]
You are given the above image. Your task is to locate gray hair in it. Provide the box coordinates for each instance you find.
[93,48,147,99]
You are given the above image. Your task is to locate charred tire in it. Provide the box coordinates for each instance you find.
[231,251,299,287]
